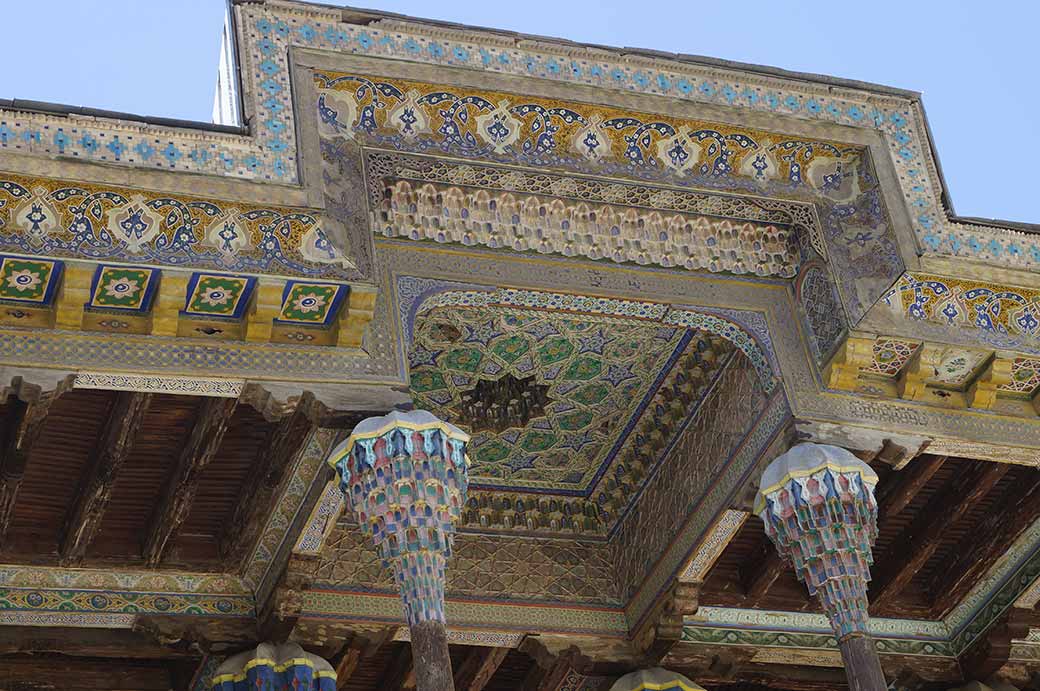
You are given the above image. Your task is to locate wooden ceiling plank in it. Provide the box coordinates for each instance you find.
[0,625,199,658]
[520,646,581,691]
[453,646,510,691]
[220,391,318,567]
[334,644,362,690]
[930,468,1040,613]
[142,396,239,567]
[0,655,175,690]
[59,391,152,566]
[0,393,57,546]
[868,459,1008,613]
[379,643,416,691]
[742,540,786,606]
[534,656,574,691]
[875,454,947,523]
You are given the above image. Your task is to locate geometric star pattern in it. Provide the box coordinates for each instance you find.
[409,303,710,493]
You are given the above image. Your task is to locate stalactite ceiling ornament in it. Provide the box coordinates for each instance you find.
[608,668,705,691]
[210,642,336,690]
[755,443,879,639]
[321,69,906,324]
[327,410,470,625]
[408,300,739,495]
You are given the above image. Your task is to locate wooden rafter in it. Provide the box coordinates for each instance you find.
[59,391,152,565]
[379,643,415,691]
[0,392,58,546]
[874,454,947,523]
[930,467,1040,613]
[532,656,574,691]
[220,392,317,567]
[453,647,509,691]
[520,645,582,691]
[742,538,786,605]
[868,459,1008,612]
[142,396,239,566]
[334,644,362,690]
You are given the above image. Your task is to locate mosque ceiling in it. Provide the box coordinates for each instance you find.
[405,287,747,536]
[409,302,730,494]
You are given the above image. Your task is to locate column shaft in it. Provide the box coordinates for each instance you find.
[410,619,455,691]
[838,634,887,691]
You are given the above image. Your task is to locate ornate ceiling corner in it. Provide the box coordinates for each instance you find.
[396,282,783,540]
[619,372,790,632]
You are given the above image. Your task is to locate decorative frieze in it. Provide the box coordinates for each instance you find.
[392,627,524,648]
[679,510,747,582]
[72,372,245,397]
[884,273,1040,351]
[325,69,901,322]
[377,178,799,277]
[0,174,354,279]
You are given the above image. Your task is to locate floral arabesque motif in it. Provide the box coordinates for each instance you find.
[0,174,356,281]
[315,73,860,192]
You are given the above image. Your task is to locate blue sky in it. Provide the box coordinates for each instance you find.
[2,1,1035,224]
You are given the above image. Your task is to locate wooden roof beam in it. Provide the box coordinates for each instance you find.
[0,624,200,659]
[874,454,947,523]
[930,467,1040,613]
[334,644,362,690]
[519,643,585,691]
[220,391,317,568]
[142,396,238,567]
[59,391,152,566]
[0,392,58,547]
[0,655,180,691]
[379,643,415,691]
[741,538,786,606]
[868,459,1008,613]
[453,646,509,691]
